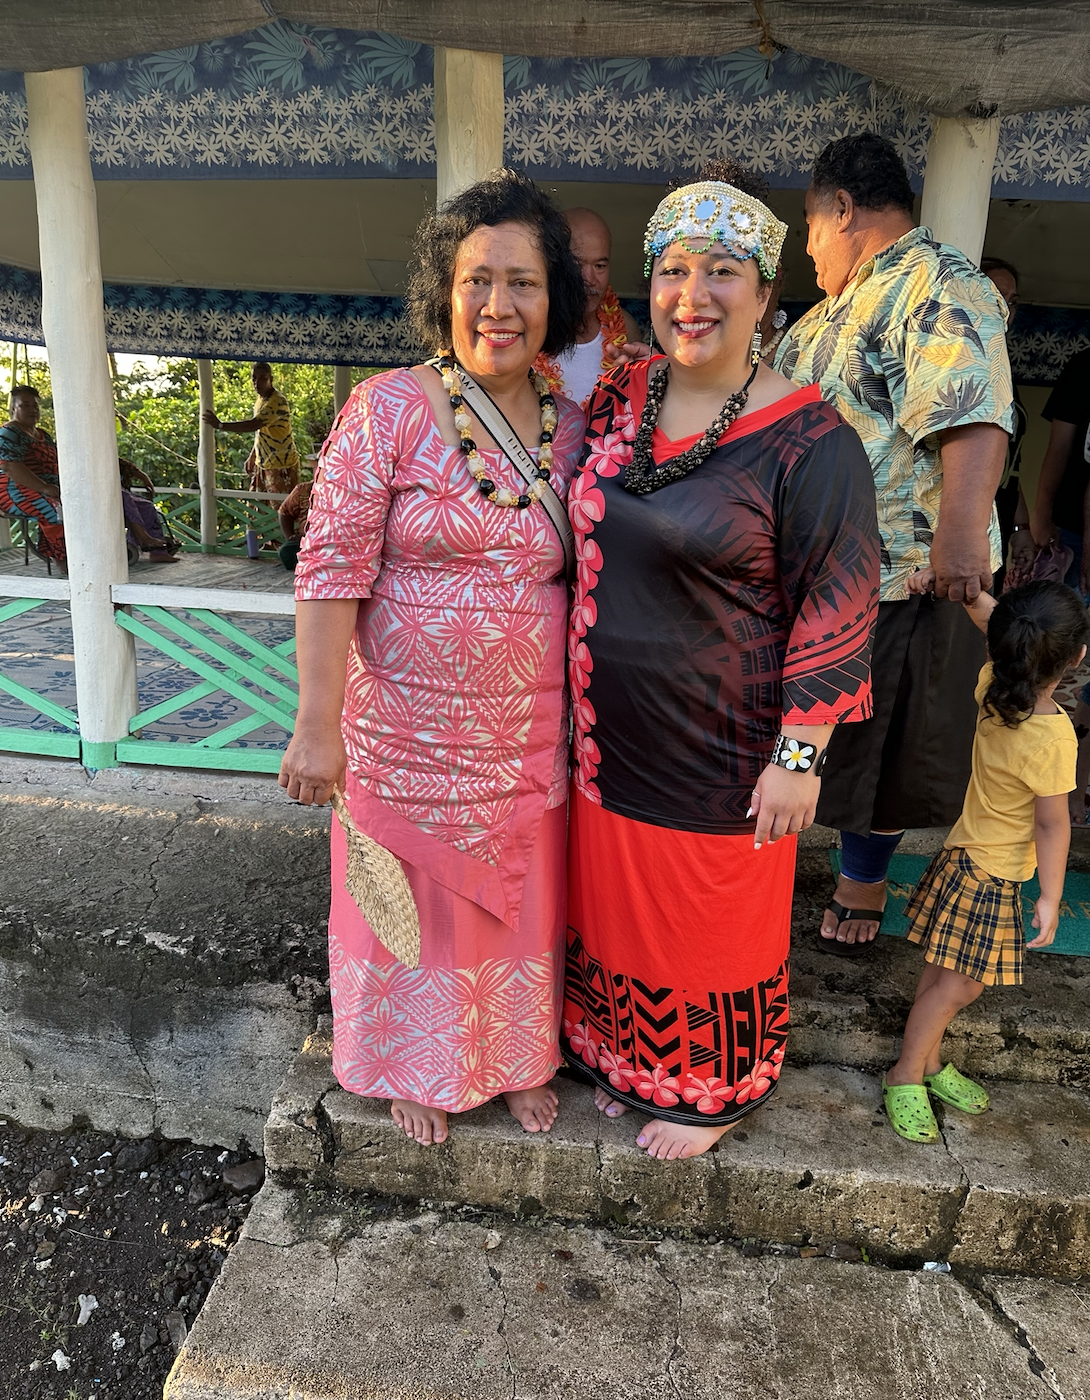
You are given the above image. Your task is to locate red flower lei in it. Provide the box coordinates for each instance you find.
[533,286,628,406]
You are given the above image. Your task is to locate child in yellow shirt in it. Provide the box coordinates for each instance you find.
[883,578,1087,1143]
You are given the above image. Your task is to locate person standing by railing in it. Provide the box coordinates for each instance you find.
[201,362,301,495]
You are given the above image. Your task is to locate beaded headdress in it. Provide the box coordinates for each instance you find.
[643,181,787,280]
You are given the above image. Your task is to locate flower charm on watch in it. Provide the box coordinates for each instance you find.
[771,734,828,775]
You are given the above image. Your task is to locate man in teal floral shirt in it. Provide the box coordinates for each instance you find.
[777,132,1013,957]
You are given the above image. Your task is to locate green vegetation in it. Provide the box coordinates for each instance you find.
[2,348,376,488]
[3,348,379,546]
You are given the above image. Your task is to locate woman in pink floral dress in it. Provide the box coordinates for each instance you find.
[280,171,586,1146]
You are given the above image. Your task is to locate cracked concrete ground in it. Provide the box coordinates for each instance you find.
[0,758,331,1146]
[164,1182,1090,1400]
[266,1023,1090,1277]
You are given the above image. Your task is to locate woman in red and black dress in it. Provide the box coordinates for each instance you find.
[561,163,881,1159]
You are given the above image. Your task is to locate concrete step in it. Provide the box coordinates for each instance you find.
[164,1180,1090,1400]
[0,755,331,1148]
[266,1024,1090,1280]
[789,850,1090,1087]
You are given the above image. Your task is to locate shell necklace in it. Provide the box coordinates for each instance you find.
[437,353,557,509]
[624,360,758,495]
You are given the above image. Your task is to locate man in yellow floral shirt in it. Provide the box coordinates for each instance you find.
[777,132,1013,957]
[202,362,301,495]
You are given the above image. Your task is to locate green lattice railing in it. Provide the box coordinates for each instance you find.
[113,595,297,772]
[0,594,81,758]
[153,489,284,556]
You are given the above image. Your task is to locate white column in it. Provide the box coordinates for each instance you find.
[920,113,1001,264]
[196,358,217,551]
[333,365,352,416]
[433,47,504,206]
[25,68,136,769]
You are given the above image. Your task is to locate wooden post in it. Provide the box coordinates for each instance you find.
[196,359,217,551]
[433,48,504,206]
[920,113,1000,264]
[333,365,352,417]
[25,67,136,770]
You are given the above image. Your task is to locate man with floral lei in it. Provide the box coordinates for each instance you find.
[534,207,644,409]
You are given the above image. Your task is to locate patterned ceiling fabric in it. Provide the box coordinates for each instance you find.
[0,263,415,368]
[1,26,1090,195]
[3,3,1090,116]
[0,262,1084,384]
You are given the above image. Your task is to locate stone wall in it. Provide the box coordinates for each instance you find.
[0,757,331,1150]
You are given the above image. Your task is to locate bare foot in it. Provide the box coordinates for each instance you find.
[636,1119,731,1161]
[148,550,180,563]
[821,874,886,946]
[594,1087,630,1118]
[503,1084,559,1133]
[391,1098,448,1146]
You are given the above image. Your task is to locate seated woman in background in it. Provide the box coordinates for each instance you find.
[119,458,179,562]
[277,471,313,572]
[0,384,66,571]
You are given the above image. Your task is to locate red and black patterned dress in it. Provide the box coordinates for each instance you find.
[562,359,880,1126]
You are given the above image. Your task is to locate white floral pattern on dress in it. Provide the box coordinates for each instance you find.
[296,368,584,864]
[331,947,562,1109]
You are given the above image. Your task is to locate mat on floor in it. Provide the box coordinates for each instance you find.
[829,851,1090,957]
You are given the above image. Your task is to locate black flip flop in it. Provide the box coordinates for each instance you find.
[816,898,883,957]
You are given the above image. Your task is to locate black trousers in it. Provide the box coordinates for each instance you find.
[816,595,984,837]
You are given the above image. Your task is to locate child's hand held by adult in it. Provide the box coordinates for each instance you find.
[905,567,935,595]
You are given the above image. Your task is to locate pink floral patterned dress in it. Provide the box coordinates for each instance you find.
[295,369,584,1112]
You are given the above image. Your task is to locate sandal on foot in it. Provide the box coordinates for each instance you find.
[924,1063,989,1114]
[816,898,884,958]
[882,1079,940,1143]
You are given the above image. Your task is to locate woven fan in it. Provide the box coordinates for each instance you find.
[330,789,421,969]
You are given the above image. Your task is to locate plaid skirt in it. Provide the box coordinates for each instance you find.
[904,847,1024,985]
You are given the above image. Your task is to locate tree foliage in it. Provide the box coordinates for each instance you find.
[3,347,373,489]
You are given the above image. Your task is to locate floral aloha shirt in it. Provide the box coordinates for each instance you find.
[775,226,1014,601]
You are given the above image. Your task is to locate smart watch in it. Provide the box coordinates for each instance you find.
[770,734,828,776]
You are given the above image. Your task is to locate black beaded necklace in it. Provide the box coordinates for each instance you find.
[624,360,759,495]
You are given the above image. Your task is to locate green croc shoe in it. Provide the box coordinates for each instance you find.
[882,1079,940,1143]
[924,1063,989,1114]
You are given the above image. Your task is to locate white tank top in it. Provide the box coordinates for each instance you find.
[555,335,603,407]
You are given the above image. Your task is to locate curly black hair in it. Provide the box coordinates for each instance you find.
[984,580,1090,727]
[811,132,914,216]
[406,168,585,357]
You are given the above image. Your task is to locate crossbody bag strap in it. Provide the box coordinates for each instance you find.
[427,359,576,583]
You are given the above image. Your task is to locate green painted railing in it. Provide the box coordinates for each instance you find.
[153,488,286,556]
[0,592,81,759]
[112,587,297,773]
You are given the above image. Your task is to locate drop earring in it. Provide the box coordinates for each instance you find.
[751,324,763,366]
